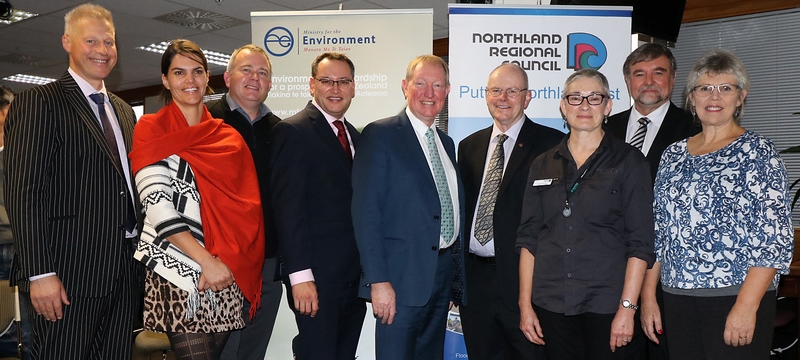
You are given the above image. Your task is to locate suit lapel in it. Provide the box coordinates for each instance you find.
[345,121,359,148]
[396,111,437,188]
[648,103,686,165]
[307,102,353,164]
[499,118,535,195]
[607,108,632,140]
[61,73,124,176]
[470,128,492,189]
[109,92,135,153]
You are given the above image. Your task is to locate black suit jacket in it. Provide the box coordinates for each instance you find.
[4,72,139,295]
[270,101,361,283]
[207,95,281,259]
[458,117,563,310]
[607,102,700,181]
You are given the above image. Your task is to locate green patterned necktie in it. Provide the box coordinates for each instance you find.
[426,128,455,244]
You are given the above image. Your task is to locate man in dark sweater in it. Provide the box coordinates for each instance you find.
[208,44,282,360]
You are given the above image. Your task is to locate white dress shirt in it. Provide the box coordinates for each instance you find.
[468,116,525,257]
[406,107,460,249]
[624,101,670,156]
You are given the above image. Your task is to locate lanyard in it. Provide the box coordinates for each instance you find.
[559,151,600,218]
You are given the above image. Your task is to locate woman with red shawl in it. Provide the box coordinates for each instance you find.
[129,39,264,359]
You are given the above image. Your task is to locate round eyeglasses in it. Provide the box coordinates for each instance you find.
[563,93,607,106]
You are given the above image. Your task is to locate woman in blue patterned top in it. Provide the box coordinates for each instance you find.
[640,49,793,360]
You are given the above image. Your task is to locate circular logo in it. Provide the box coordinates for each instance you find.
[264,26,294,57]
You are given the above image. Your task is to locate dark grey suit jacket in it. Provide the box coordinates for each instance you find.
[607,102,700,181]
[4,72,139,296]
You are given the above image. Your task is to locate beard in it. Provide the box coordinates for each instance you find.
[634,88,667,106]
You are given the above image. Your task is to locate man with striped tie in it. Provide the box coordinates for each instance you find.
[606,43,700,360]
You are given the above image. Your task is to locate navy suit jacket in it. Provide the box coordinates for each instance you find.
[458,117,563,310]
[606,102,700,181]
[270,101,361,284]
[352,109,466,307]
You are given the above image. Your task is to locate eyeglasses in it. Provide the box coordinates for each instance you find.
[692,84,741,97]
[315,78,353,87]
[486,87,528,98]
[563,93,607,106]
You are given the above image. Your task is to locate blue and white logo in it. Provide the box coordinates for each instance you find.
[264,26,294,57]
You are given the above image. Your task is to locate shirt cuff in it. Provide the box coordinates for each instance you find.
[288,269,315,286]
[29,272,57,281]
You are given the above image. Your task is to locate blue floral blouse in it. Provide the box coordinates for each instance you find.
[654,130,793,290]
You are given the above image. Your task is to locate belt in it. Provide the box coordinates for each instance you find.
[468,253,496,265]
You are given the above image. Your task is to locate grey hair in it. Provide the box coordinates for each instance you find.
[684,48,749,122]
[563,68,610,96]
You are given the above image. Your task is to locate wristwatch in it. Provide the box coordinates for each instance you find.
[619,299,639,310]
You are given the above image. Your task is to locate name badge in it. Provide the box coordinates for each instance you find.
[532,178,557,186]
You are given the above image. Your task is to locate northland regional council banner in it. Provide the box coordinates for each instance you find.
[448,4,632,144]
[251,9,433,129]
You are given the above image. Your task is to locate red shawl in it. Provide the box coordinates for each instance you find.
[129,102,264,318]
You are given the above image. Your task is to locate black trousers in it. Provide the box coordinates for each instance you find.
[220,256,283,360]
[461,255,545,360]
[286,276,366,360]
[624,283,669,360]
[662,290,776,360]
[535,305,634,360]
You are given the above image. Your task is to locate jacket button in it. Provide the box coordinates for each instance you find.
[431,246,437,251]
[119,191,125,196]
[434,215,440,220]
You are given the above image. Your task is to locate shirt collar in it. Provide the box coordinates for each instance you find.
[406,107,437,138]
[311,99,345,126]
[490,115,525,145]
[630,101,670,127]
[69,67,107,99]
[225,94,270,123]
[555,128,613,161]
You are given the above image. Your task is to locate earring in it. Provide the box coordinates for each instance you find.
[734,106,741,118]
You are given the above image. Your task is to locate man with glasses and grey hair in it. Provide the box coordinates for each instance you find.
[270,52,365,360]
[207,44,283,360]
[458,63,563,360]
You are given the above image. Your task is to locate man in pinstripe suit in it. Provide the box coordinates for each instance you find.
[4,4,142,359]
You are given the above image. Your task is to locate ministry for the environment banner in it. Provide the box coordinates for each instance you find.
[448,4,632,143]
[251,9,432,129]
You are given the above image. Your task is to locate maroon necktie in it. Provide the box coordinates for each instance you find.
[333,120,352,161]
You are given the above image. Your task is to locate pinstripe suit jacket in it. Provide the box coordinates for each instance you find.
[4,71,139,296]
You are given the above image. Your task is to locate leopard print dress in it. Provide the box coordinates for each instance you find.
[143,268,245,333]
[137,155,245,333]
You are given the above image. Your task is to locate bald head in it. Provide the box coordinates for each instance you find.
[489,63,528,89]
[486,63,531,131]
